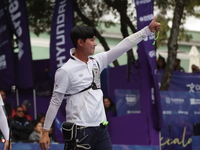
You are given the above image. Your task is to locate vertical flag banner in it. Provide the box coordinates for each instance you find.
[50,0,73,142]
[0,0,16,90]
[134,0,163,130]
[50,0,74,76]
[7,0,33,88]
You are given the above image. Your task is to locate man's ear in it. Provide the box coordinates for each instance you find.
[77,39,84,47]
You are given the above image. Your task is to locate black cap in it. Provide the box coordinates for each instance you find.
[22,100,31,109]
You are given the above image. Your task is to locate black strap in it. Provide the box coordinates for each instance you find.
[66,57,100,96]
[66,85,92,96]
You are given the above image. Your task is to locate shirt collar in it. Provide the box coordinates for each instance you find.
[70,48,91,63]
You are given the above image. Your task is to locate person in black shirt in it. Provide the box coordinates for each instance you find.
[174,58,185,72]
[9,106,33,142]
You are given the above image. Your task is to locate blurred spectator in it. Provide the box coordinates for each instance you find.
[35,113,45,126]
[157,55,166,70]
[12,100,32,121]
[29,121,42,142]
[9,106,33,142]
[191,64,200,73]
[32,112,54,141]
[103,97,116,113]
[0,90,11,117]
[174,58,185,72]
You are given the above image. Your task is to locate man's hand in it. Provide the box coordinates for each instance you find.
[39,131,50,150]
[4,140,12,150]
[148,16,161,32]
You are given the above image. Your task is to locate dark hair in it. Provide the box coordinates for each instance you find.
[70,25,96,48]
[157,56,166,70]
[33,121,42,128]
[36,113,45,122]
[103,97,115,107]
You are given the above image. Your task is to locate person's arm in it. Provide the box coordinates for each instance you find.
[0,106,12,150]
[43,91,65,130]
[0,106,9,140]
[39,91,65,150]
[106,17,160,64]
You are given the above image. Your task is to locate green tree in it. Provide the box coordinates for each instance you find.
[25,0,200,89]
[155,0,200,90]
[26,0,137,67]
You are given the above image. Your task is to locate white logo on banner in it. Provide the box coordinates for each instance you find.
[0,55,6,70]
[165,97,171,104]
[165,97,184,104]
[139,14,154,22]
[18,40,24,60]
[186,83,200,92]
[149,50,155,58]
[126,94,137,106]
[178,111,188,115]
[135,0,151,6]
[55,1,67,68]
[190,98,200,105]
[163,110,172,114]
[194,111,200,115]
[8,0,22,37]
[143,33,154,42]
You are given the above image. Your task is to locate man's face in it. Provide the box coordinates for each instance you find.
[16,107,24,118]
[82,36,97,55]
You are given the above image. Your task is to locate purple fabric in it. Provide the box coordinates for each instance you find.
[109,114,148,145]
[134,0,163,130]
[108,65,160,145]
[50,0,74,76]
[6,0,34,88]
[0,0,16,90]
[108,65,140,103]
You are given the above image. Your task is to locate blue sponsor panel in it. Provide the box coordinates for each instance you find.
[0,143,64,150]
[113,145,158,150]
[0,143,158,150]
[192,136,200,150]
[115,89,140,116]
[160,91,200,150]
[158,71,200,93]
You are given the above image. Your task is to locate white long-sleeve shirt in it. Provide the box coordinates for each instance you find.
[0,95,9,140]
[43,26,152,130]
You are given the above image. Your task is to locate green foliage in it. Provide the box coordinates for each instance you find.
[155,0,200,48]
[26,0,54,36]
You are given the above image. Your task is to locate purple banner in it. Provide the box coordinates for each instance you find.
[50,0,73,142]
[6,0,33,88]
[134,0,163,130]
[50,0,73,75]
[0,0,16,90]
